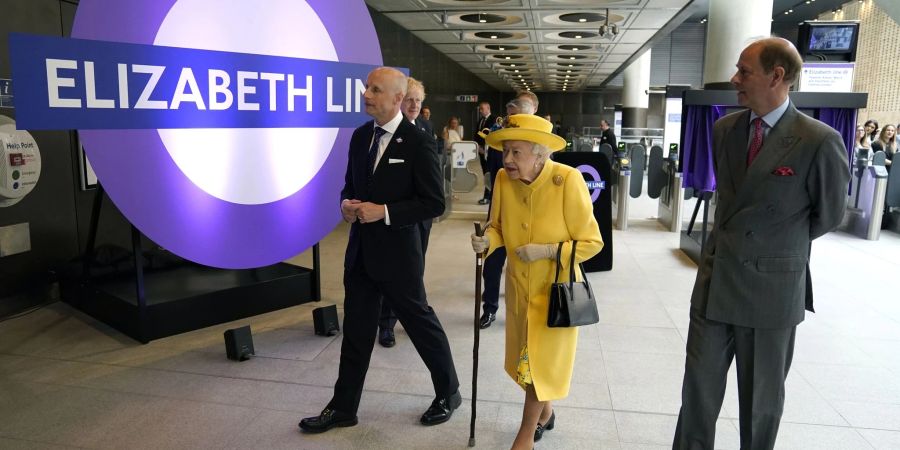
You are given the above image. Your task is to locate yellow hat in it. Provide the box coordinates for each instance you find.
[485,114,566,152]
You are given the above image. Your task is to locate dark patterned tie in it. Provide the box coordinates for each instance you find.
[368,126,387,176]
[747,117,764,167]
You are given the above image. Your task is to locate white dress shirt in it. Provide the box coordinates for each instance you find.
[369,111,405,225]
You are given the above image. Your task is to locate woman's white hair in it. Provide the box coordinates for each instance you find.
[530,143,550,157]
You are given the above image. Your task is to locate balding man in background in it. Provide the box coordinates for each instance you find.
[673,38,849,449]
[300,67,460,434]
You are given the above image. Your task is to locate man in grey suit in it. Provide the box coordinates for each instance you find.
[673,38,849,449]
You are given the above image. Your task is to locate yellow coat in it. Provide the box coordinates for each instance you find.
[484,159,603,401]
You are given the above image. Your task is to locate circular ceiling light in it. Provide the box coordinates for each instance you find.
[485,44,519,51]
[559,31,598,39]
[460,13,507,24]
[474,31,514,39]
[559,44,591,51]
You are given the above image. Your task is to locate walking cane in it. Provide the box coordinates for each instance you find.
[469,222,485,447]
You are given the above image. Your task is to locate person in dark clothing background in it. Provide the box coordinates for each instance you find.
[474,101,496,205]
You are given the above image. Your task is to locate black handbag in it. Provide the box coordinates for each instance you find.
[547,241,599,328]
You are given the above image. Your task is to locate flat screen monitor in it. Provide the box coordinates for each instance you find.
[799,21,859,60]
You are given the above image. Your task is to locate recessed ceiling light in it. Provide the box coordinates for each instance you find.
[490,35,498,39]
[569,56,576,59]
[575,35,582,39]
[505,56,511,59]
[514,69,519,72]
[498,47,505,50]
[567,70,572,73]
[578,18,587,23]
[568,64,574,67]
[510,64,516,67]
[784,11,789,14]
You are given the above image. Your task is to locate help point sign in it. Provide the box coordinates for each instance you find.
[9,0,388,268]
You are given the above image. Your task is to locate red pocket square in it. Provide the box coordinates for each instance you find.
[772,167,794,176]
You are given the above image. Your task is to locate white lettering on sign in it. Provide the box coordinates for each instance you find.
[42,58,367,114]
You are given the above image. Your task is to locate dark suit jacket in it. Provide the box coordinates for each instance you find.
[341,119,444,280]
[415,117,435,139]
[474,113,496,149]
[599,128,617,150]
[691,103,849,329]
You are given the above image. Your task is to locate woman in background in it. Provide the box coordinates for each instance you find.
[442,116,464,151]
[864,119,879,145]
[872,123,896,168]
[854,124,872,163]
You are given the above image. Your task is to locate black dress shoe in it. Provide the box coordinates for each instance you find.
[534,410,555,442]
[477,198,490,205]
[479,312,496,329]
[420,390,462,425]
[379,328,395,348]
[298,408,358,433]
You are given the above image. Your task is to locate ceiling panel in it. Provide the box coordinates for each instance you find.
[366,0,695,92]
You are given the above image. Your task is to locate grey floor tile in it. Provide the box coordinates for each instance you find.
[598,325,686,355]
[858,429,900,450]
[0,437,80,449]
[773,423,874,450]
[604,351,684,414]
[830,400,900,430]
[796,363,900,404]
[615,412,742,447]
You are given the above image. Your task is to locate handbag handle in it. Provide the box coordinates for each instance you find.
[553,240,580,287]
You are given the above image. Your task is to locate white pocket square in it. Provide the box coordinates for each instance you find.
[388,158,405,164]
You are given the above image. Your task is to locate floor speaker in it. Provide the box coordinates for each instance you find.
[224,325,255,361]
[313,305,340,336]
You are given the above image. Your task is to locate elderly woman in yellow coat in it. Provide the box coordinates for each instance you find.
[470,115,603,450]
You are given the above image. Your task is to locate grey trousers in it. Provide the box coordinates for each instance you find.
[673,307,797,450]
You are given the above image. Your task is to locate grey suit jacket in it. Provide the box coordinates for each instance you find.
[690,103,849,329]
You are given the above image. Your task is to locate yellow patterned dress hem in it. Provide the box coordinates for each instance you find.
[516,346,533,388]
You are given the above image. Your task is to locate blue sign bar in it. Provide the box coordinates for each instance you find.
[8,33,388,129]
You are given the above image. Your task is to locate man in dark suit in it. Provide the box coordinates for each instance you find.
[673,38,849,449]
[378,76,438,348]
[475,100,497,205]
[299,67,461,434]
[598,119,616,150]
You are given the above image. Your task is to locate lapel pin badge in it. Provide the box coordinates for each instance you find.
[395,137,403,144]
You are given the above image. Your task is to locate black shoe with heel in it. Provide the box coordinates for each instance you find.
[534,410,555,441]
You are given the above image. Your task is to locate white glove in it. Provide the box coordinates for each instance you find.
[515,243,556,263]
[471,233,490,254]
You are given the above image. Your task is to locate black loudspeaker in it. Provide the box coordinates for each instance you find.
[313,305,340,336]
[224,325,255,361]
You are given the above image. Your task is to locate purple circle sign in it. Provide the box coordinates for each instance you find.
[71,0,383,268]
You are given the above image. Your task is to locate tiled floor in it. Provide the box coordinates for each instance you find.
[1,195,898,449]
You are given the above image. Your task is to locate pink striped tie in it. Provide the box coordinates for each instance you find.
[747,117,764,167]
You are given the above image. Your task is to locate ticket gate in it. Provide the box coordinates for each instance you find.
[842,161,889,240]
[611,150,632,230]
[449,141,479,193]
[657,147,686,232]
